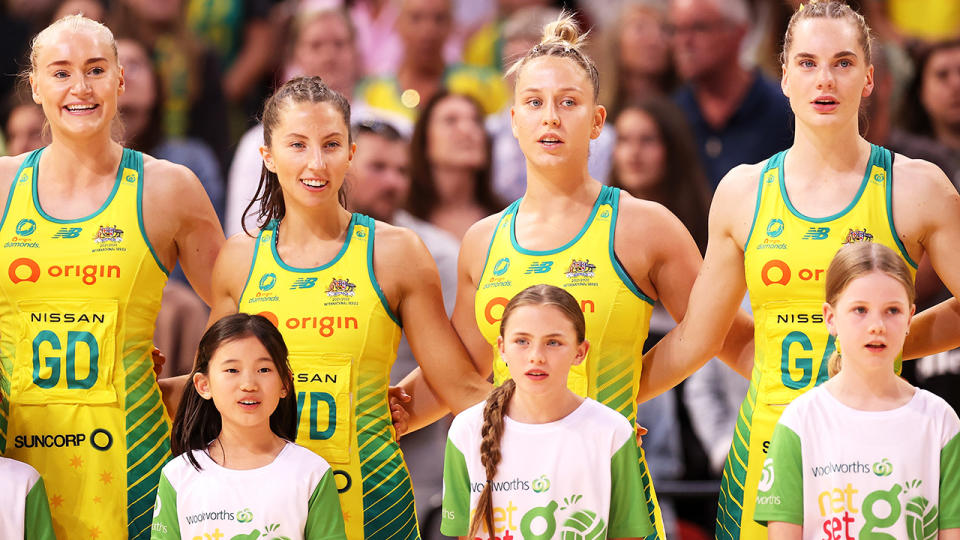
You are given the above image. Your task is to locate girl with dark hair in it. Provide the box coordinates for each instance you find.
[440,285,653,540]
[204,76,490,539]
[407,90,502,240]
[755,243,960,539]
[151,313,346,539]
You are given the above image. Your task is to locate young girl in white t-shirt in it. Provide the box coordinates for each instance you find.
[441,284,654,540]
[754,242,960,539]
[150,313,346,539]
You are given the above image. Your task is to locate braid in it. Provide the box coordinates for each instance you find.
[469,379,517,539]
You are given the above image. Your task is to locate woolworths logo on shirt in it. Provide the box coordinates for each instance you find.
[471,475,552,493]
[810,458,894,478]
[184,508,254,525]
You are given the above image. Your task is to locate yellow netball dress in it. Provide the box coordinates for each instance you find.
[718,145,916,539]
[238,214,417,540]
[474,185,666,540]
[0,148,170,540]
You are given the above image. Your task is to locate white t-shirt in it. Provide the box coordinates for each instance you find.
[754,385,960,539]
[150,442,346,540]
[441,398,653,539]
[0,457,55,540]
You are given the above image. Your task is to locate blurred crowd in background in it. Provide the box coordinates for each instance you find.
[2,0,960,537]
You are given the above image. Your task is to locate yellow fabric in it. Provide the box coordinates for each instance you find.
[0,147,169,540]
[463,21,501,70]
[474,186,666,539]
[888,0,960,41]
[356,65,509,122]
[728,144,916,538]
[238,214,418,540]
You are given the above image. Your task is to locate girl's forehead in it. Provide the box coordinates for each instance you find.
[37,29,115,65]
[516,56,591,92]
[787,17,865,58]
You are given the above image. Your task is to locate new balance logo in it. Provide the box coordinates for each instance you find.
[802,227,830,240]
[52,227,82,239]
[290,277,318,290]
[524,261,553,275]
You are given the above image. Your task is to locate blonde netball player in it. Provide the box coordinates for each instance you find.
[206,76,490,539]
[0,14,223,540]
[414,13,755,540]
[641,2,960,538]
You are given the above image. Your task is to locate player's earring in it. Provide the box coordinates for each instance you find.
[834,337,841,358]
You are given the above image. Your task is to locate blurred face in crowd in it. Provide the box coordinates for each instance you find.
[781,17,873,129]
[122,0,182,24]
[348,131,410,222]
[398,0,452,64]
[613,108,666,196]
[428,95,487,171]
[921,45,960,133]
[619,6,671,77]
[117,39,157,141]
[5,104,47,156]
[53,0,106,22]
[669,0,745,81]
[497,0,550,16]
[292,12,358,98]
[511,56,604,171]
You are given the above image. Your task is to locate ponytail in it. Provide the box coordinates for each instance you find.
[468,379,517,539]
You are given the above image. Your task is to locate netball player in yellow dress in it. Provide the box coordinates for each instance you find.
[642,3,960,538]
[424,14,754,540]
[205,77,489,539]
[0,15,223,540]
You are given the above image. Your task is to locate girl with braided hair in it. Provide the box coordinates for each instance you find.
[441,284,653,540]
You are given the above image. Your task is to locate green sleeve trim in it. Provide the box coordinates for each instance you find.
[440,437,472,536]
[0,148,41,233]
[362,215,402,327]
[151,472,181,540]
[23,477,55,540]
[754,423,803,527]
[940,432,960,528]
[883,148,919,269]
[304,469,347,539]
[608,436,655,537]
[135,149,170,276]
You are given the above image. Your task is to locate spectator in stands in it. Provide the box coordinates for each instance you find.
[899,39,960,175]
[53,0,106,21]
[2,91,46,156]
[486,5,615,202]
[599,0,678,116]
[116,36,224,220]
[185,0,276,106]
[461,0,550,72]
[608,98,710,253]
[407,91,502,240]
[110,0,230,169]
[669,0,793,188]
[356,0,508,121]
[347,120,459,538]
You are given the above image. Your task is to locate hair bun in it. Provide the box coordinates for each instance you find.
[540,12,586,49]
